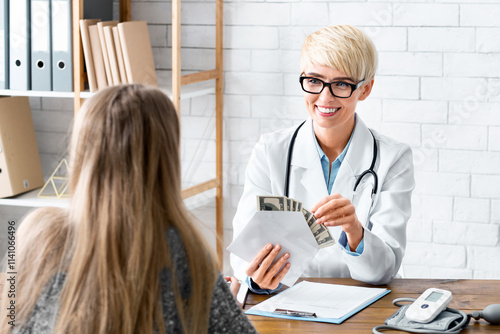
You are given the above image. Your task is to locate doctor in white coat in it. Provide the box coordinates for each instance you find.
[231,25,415,293]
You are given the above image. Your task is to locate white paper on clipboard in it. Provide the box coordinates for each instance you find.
[247,280,390,323]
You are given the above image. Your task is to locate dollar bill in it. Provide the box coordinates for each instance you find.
[257,195,335,248]
[257,195,286,211]
[305,211,335,248]
[302,208,313,222]
[317,234,335,248]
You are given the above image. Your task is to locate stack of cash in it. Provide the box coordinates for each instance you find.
[257,196,335,249]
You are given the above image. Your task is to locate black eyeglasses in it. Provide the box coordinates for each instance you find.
[299,76,365,98]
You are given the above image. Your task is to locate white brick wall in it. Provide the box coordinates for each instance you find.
[209,0,500,279]
[3,0,500,279]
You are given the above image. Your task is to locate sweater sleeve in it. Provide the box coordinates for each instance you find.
[207,274,257,334]
[10,274,65,334]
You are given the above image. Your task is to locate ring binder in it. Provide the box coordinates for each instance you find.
[31,0,52,91]
[0,0,8,89]
[9,0,31,90]
[51,0,72,92]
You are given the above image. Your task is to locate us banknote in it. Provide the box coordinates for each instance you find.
[257,195,335,248]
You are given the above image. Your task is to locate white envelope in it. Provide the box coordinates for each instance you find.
[227,211,319,287]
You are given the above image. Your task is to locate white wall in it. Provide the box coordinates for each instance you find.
[2,0,500,279]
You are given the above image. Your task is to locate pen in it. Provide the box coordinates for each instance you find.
[273,308,317,318]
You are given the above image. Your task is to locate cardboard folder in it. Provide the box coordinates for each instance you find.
[80,19,100,92]
[96,21,118,86]
[88,25,107,89]
[103,25,121,85]
[0,96,44,198]
[112,26,128,83]
[117,21,158,86]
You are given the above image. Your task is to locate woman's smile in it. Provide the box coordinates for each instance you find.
[316,105,340,117]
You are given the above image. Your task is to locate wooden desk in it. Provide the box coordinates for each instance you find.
[244,278,500,333]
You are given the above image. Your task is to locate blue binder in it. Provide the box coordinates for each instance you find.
[31,0,52,91]
[51,0,72,92]
[9,0,30,90]
[0,0,8,89]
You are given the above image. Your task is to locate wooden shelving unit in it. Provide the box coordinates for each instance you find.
[1,0,225,267]
[172,0,224,267]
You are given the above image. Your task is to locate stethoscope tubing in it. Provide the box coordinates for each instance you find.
[284,120,378,198]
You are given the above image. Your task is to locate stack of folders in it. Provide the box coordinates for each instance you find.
[80,20,158,92]
[0,0,112,92]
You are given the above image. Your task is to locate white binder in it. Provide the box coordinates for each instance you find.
[9,0,30,90]
[0,0,8,89]
[31,0,52,91]
[51,0,72,92]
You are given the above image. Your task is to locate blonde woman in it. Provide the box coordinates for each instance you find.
[1,85,256,333]
[231,25,415,293]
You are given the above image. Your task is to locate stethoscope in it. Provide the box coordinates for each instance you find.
[284,120,379,199]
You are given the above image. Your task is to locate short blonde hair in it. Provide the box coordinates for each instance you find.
[300,25,378,82]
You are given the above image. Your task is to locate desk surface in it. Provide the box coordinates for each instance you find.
[244,278,500,333]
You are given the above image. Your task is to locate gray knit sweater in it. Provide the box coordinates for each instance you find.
[11,229,257,333]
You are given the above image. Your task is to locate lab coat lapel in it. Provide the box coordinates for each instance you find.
[290,118,328,207]
[335,117,377,228]
[332,117,375,200]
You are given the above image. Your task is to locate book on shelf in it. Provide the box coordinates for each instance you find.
[103,25,122,85]
[117,21,158,87]
[112,26,128,83]
[96,21,118,86]
[80,19,100,92]
[87,24,108,90]
[80,20,157,91]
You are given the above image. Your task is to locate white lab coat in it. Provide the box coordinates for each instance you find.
[230,116,415,285]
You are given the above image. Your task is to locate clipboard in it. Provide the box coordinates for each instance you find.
[246,280,390,324]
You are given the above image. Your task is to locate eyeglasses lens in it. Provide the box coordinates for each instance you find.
[301,78,352,98]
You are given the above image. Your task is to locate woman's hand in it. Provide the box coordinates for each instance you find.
[311,193,364,251]
[224,276,241,299]
[245,243,291,290]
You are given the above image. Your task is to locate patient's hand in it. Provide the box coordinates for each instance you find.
[224,276,240,299]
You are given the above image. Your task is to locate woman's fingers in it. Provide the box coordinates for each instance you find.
[265,251,290,279]
[317,204,356,225]
[271,261,291,287]
[256,251,291,290]
[250,244,282,283]
[245,243,273,275]
[245,243,291,290]
[225,276,241,299]
[310,193,342,213]
[314,196,351,219]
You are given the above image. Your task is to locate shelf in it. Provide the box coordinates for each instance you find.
[168,80,216,100]
[0,82,214,101]
[0,189,69,208]
[0,187,211,211]
[0,89,92,99]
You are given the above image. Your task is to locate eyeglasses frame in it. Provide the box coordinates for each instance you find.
[299,76,365,99]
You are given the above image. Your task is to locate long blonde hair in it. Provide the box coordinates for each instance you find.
[1,85,218,333]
